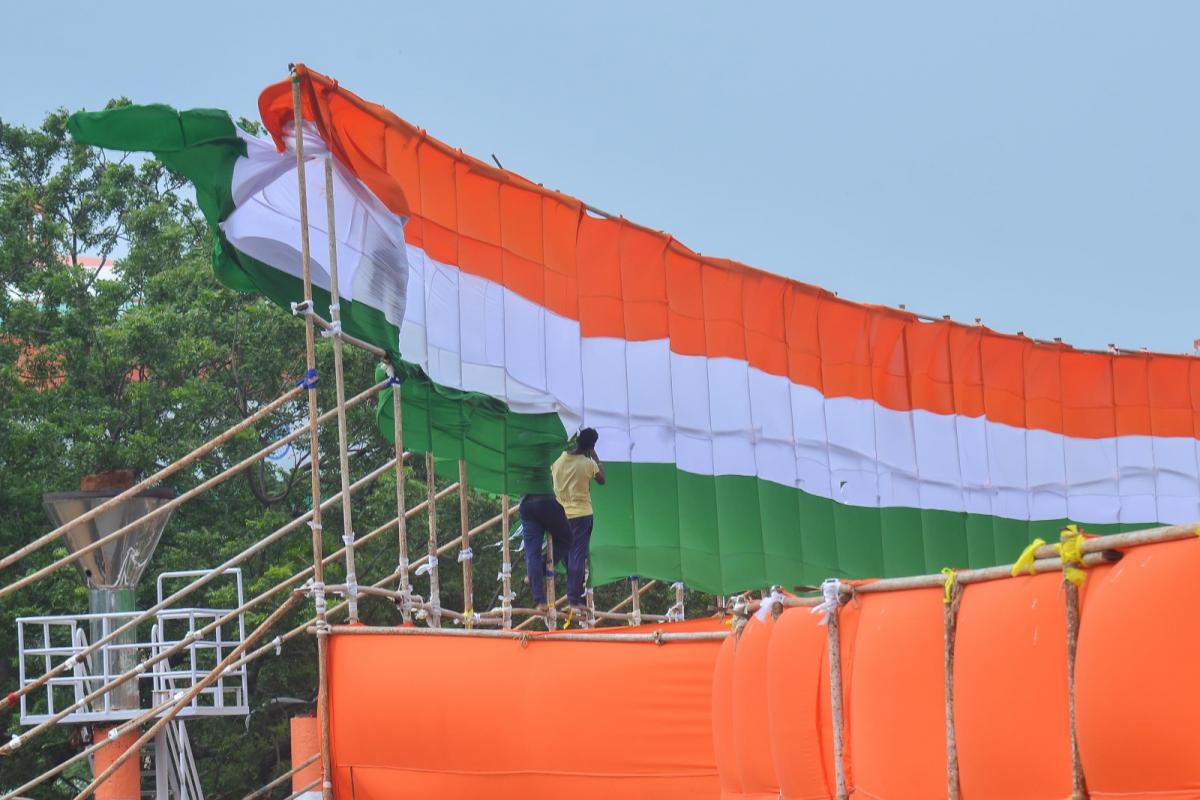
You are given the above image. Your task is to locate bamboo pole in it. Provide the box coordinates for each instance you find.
[629,576,642,626]
[1065,580,1088,799]
[545,534,558,630]
[459,460,474,627]
[827,595,849,800]
[284,778,323,800]
[0,380,387,599]
[72,592,303,800]
[944,574,962,800]
[290,71,333,800]
[241,753,320,800]
[4,454,398,716]
[391,372,413,623]
[500,495,513,628]
[322,156,360,625]
[424,452,441,628]
[608,579,657,614]
[327,624,727,643]
[0,384,304,573]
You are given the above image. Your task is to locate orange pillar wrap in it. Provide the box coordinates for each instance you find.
[92,725,141,800]
[731,616,779,799]
[847,588,945,800]
[328,619,724,799]
[711,633,742,800]
[954,571,1076,799]
[1076,540,1200,798]
[766,607,832,799]
[291,715,323,796]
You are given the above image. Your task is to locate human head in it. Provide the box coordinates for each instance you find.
[577,427,599,452]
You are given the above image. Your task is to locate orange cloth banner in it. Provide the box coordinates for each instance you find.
[715,536,1200,799]
[328,619,724,799]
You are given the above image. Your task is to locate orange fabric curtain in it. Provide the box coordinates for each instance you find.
[328,619,724,799]
[716,536,1200,799]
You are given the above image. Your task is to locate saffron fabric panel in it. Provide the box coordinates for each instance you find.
[328,621,723,800]
[716,536,1200,798]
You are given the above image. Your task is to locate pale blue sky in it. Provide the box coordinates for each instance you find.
[4,1,1198,352]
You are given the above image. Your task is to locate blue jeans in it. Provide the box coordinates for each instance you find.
[566,515,593,606]
[519,495,572,605]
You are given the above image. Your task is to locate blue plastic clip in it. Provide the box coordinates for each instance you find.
[295,368,319,389]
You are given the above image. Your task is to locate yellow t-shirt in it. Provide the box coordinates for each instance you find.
[552,452,599,519]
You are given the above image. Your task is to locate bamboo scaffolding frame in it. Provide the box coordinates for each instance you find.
[4,454,400,719]
[290,73,334,800]
[0,467,454,757]
[72,593,304,800]
[629,576,643,626]
[0,379,388,600]
[291,300,387,359]
[322,156,360,625]
[0,383,304,573]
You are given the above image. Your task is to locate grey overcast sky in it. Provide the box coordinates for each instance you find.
[4,1,1198,353]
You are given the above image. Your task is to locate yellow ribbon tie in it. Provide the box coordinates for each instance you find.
[1056,525,1088,588]
[561,609,574,630]
[940,568,957,605]
[1011,538,1047,577]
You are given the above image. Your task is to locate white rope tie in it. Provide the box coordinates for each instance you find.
[342,534,355,547]
[272,636,282,656]
[307,521,322,531]
[346,574,359,599]
[415,556,438,576]
[497,562,512,581]
[811,578,843,625]
[289,300,311,316]
[311,582,327,615]
[398,557,410,571]
[8,734,21,750]
[328,302,340,314]
[320,319,343,338]
[457,547,473,563]
[755,587,786,621]
[63,655,77,670]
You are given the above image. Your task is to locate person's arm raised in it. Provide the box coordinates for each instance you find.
[590,450,606,485]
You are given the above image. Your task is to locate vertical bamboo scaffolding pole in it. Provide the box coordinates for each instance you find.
[545,538,559,630]
[500,495,513,629]
[291,70,333,800]
[1065,581,1088,799]
[944,575,962,800]
[424,451,442,628]
[458,460,474,627]
[323,157,360,625]
[827,598,849,800]
[391,375,413,623]
[629,576,642,626]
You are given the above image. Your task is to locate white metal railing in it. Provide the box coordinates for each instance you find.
[16,569,249,725]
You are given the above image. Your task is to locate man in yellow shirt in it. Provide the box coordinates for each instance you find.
[551,428,606,617]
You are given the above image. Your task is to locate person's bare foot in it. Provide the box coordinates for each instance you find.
[569,604,588,620]
[535,602,549,614]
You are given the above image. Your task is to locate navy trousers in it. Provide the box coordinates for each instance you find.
[519,495,572,605]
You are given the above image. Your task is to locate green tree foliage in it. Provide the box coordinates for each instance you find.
[0,108,710,798]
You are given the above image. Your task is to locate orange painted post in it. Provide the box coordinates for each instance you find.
[291,715,323,798]
[92,725,141,800]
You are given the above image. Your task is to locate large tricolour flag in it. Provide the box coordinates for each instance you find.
[70,66,1200,593]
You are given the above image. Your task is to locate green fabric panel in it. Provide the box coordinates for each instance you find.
[920,510,970,572]
[629,462,682,580]
[831,503,886,578]
[879,506,927,577]
[796,491,839,582]
[757,480,806,587]
[674,471,723,593]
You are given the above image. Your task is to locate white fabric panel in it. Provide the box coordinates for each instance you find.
[227,138,1200,526]
[224,126,408,332]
